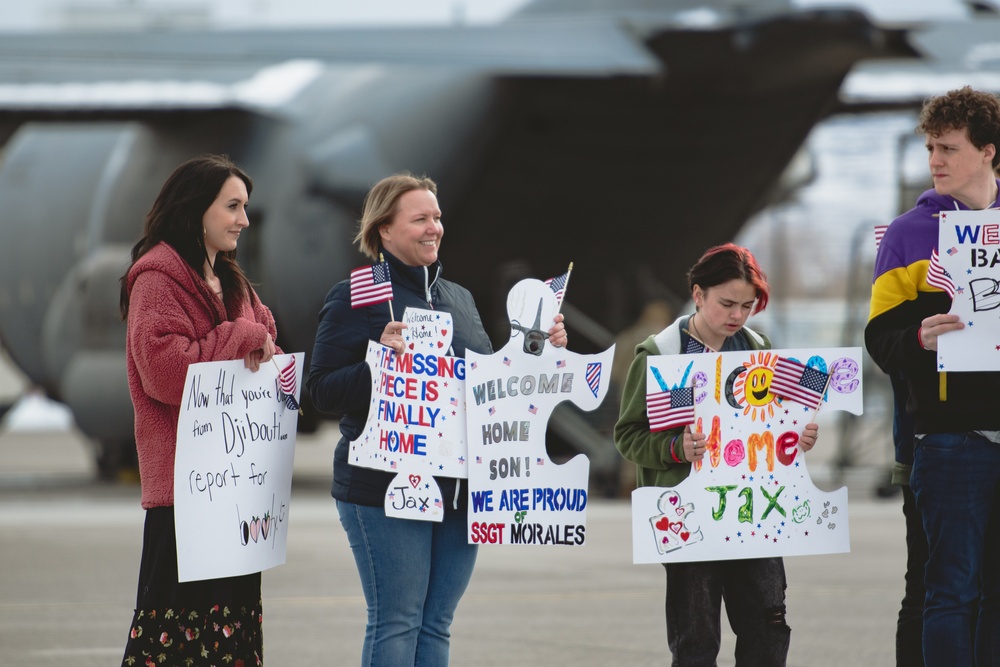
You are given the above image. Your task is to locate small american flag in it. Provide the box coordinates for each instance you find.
[434,498,443,508]
[528,404,538,415]
[278,356,300,411]
[350,262,394,308]
[770,357,830,410]
[685,337,709,354]
[488,406,495,416]
[874,224,888,251]
[503,356,511,366]
[556,359,566,369]
[545,272,568,306]
[586,362,602,397]
[450,397,458,406]
[926,248,956,299]
[536,458,545,466]
[647,387,695,432]
[278,356,296,393]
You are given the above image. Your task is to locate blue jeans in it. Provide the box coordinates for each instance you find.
[337,500,478,667]
[664,557,790,666]
[911,432,1000,666]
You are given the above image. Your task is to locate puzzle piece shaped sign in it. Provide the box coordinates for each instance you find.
[631,348,863,564]
[351,308,468,477]
[350,308,467,521]
[937,209,1000,371]
[466,278,615,546]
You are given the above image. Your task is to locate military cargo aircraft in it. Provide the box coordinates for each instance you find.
[0,0,915,478]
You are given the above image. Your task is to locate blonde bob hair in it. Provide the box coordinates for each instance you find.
[355,173,438,260]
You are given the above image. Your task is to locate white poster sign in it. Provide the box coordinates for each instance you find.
[349,307,467,522]
[466,278,614,546]
[173,353,302,582]
[631,348,863,564]
[351,308,468,478]
[937,209,1000,371]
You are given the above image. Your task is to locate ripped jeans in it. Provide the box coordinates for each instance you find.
[664,557,790,667]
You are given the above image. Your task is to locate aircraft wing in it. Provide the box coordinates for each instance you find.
[841,16,1000,110]
[0,21,662,114]
[0,7,912,113]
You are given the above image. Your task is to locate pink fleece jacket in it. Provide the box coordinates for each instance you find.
[125,242,279,509]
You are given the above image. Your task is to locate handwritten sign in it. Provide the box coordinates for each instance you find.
[173,353,302,582]
[384,471,444,522]
[631,347,862,564]
[937,209,1000,370]
[466,278,615,546]
[349,308,466,521]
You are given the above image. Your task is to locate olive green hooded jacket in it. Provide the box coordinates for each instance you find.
[614,315,769,489]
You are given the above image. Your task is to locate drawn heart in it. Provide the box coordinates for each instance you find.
[408,474,421,488]
[676,507,685,516]
[655,517,671,531]
[668,494,679,506]
[261,517,270,541]
[680,531,691,542]
[408,343,415,350]
[441,329,448,336]
[250,518,260,543]
[437,341,444,348]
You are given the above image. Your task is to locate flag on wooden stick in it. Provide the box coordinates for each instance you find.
[278,355,300,411]
[770,357,830,410]
[647,386,695,432]
[350,261,394,308]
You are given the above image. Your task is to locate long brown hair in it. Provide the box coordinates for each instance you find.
[119,154,255,319]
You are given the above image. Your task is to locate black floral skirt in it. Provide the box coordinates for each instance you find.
[122,506,263,666]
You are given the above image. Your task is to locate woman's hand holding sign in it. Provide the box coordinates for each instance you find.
[380,321,407,354]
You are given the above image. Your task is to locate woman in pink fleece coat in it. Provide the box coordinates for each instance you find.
[118,155,279,667]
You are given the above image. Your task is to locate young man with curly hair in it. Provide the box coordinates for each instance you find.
[866,86,1000,666]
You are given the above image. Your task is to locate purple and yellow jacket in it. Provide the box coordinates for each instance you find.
[865,183,1000,435]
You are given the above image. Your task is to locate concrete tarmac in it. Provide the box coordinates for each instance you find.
[0,425,902,666]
